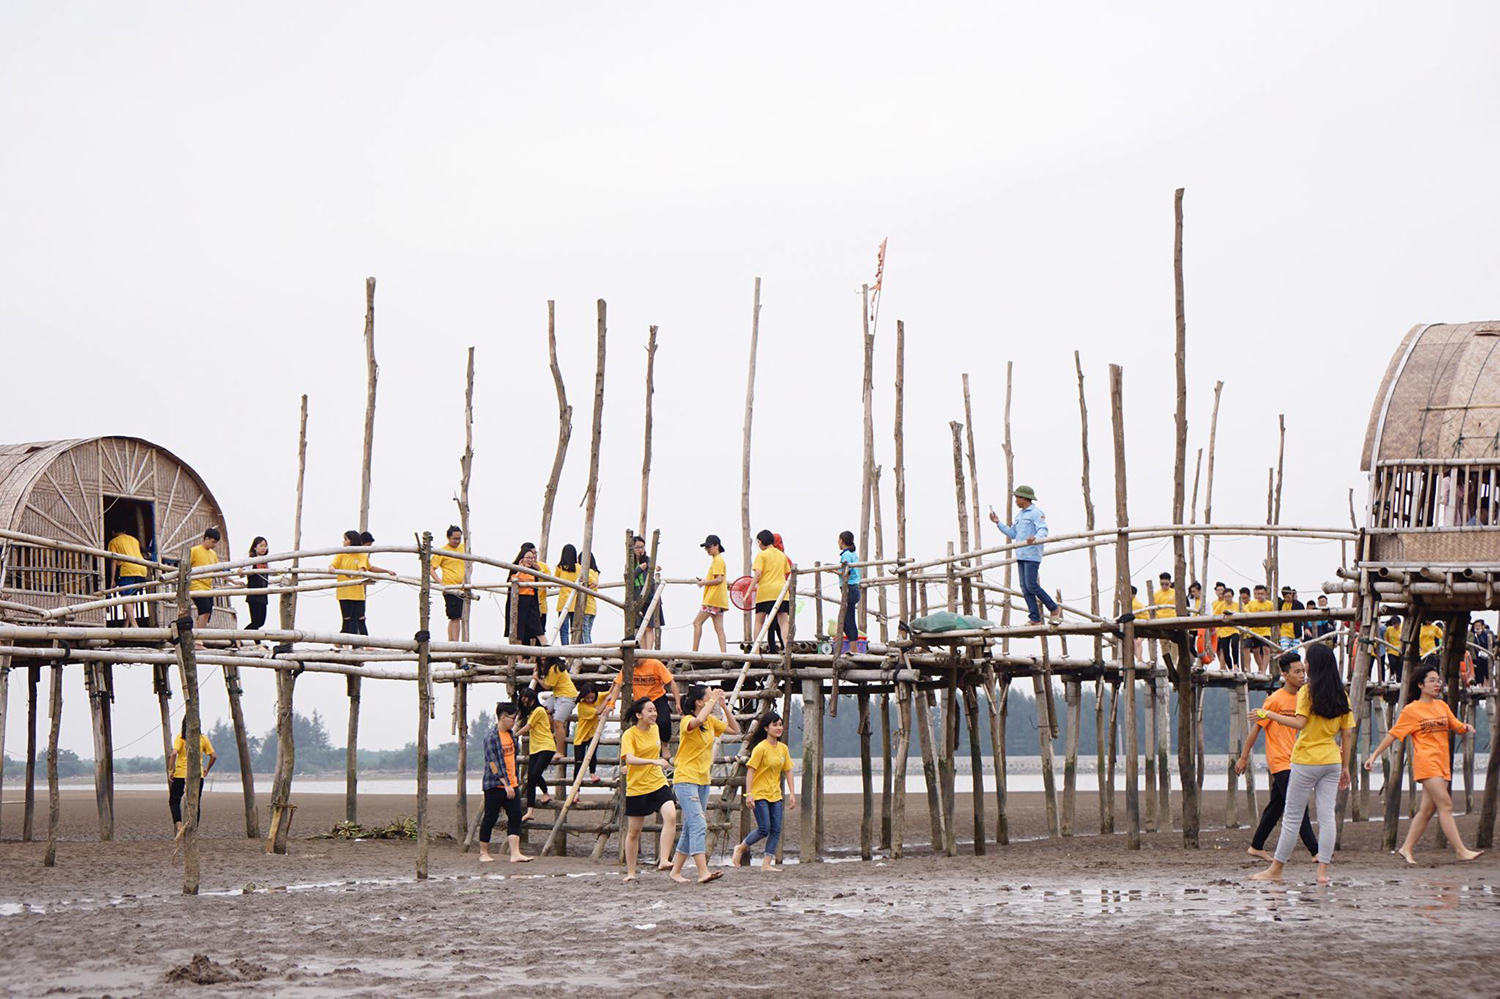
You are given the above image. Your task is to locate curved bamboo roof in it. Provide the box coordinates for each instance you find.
[1361,321,1500,470]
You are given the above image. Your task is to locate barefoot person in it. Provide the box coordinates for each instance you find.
[478,702,532,863]
[732,711,797,871]
[167,718,216,840]
[1364,664,1484,865]
[1236,652,1318,862]
[989,486,1060,624]
[669,685,740,884]
[619,697,678,882]
[1250,644,1354,884]
[516,687,555,822]
[691,535,729,653]
[430,525,467,643]
[536,657,579,758]
[187,528,222,635]
[571,682,614,783]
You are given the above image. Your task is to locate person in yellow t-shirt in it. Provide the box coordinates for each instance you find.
[185,528,223,637]
[1381,615,1404,685]
[107,529,150,627]
[331,529,395,638]
[1250,645,1354,884]
[732,710,797,871]
[1419,620,1443,667]
[668,685,740,884]
[570,682,615,783]
[1212,583,1240,669]
[750,530,791,654]
[1130,585,1147,663]
[166,717,216,839]
[692,535,730,654]
[618,697,678,882]
[429,525,468,642]
[515,688,558,822]
[552,545,600,645]
[1243,584,1275,674]
[1152,572,1177,620]
[535,656,579,755]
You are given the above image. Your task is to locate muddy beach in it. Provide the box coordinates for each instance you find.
[1,786,1496,997]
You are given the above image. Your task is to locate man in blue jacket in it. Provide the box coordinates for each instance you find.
[989,485,1061,624]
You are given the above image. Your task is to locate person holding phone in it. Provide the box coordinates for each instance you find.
[989,486,1060,624]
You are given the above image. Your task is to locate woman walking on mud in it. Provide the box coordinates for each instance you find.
[619,697,678,882]
[1365,664,1484,865]
[1250,644,1354,884]
[668,685,737,884]
[732,711,796,871]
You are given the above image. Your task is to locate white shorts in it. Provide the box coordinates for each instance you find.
[550,696,577,723]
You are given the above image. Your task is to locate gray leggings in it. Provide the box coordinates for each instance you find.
[1273,762,1341,863]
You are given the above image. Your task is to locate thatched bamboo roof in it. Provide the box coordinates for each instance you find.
[1362,321,1500,470]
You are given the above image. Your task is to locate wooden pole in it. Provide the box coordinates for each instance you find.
[84,664,111,840]
[637,325,658,538]
[799,677,822,863]
[962,374,986,621]
[172,547,203,893]
[859,284,876,633]
[1110,363,1141,848]
[24,663,36,840]
[267,394,306,856]
[741,278,762,642]
[1000,361,1014,652]
[348,277,379,826]
[539,304,572,559]
[571,300,608,643]
[891,680,912,858]
[1271,415,1286,597]
[1033,664,1060,838]
[0,660,7,835]
[1199,381,1224,585]
[455,345,475,837]
[1188,447,1201,589]
[1142,669,1156,831]
[962,683,985,853]
[223,665,257,838]
[42,663,62,867]
[1062,678,1080,837]
[911,674,946,853]
[1171,187,1199,848]
[415,532,432,880]
[872,464,893,848]
[1479,688,1499,848]
[983,669,1009,844]
[894,320,908,598]
[858,687,874,859]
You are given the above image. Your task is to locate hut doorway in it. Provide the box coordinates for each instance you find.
[103,494,155,625]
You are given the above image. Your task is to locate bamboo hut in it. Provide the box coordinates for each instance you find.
[0,437,234,627]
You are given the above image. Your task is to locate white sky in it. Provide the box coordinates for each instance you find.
[4,2,1498,761]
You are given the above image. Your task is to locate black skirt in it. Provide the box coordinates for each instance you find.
[505,593,545,642]
[625,784,673,818]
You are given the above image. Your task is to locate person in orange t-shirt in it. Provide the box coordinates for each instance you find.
[1236,652,1318,861]
[1366,663,1483,865]
[610,657,681,755]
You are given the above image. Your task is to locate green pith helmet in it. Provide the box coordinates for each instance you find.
[1013,485,1037,501]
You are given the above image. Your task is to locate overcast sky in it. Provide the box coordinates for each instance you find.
[4,3,1499,763]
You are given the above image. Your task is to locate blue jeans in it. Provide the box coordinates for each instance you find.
[842,584,861,642]
[1017,559,1057,623]
[741,798,784,857]
[673,782,711,856]
[558,613,596,645]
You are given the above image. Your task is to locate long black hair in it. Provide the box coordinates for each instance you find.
[680,683,708,718]
[558,544,579,573]
[1406,663,1440,703]
[509,542,537,578]
[623,696,653,726]
[343,529,362,546]
[747,710,782,753]
[247,536,268,558]
[1303,644,1350,719]
[516,686,539,715]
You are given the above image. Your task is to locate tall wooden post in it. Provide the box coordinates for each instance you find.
[741,278,762,642]
[539,305,571,557]
[85,664,113,840]
[415,532,433,880]
[0,660,7,835]
[455,346,476,838]
[570,300,608,644]
[963,683,986,853]
[172,548,204,893]
[799,678,823,863]
[983,669,1009,844]
[912,680,946,853]
[42,663,62,867]
[24,663,37,841]
[891,680,912,858]
[1198,381,1224,584]
[858,688,874,860]
[348,276,379,826]
[1479,687,1499,848]
[1110,364,1142,848]
[638,325,658,538]
[223,665,257,838]
[1000,361,1014,651]
[858,284,876,632]
[1171,187,1199,848]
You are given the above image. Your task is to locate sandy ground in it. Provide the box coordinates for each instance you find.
[1,786,1497,997]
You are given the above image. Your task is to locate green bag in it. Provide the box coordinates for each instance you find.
[908,611,995,633]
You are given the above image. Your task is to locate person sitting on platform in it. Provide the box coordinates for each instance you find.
[1236,652,1318,862]
[1365,664,1483,865]
[988,485,1059,624]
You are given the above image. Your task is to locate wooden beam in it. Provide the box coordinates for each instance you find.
[741,279,762,642]
[415,532,433,880]
[539,305,571,560]
[637,325,658,539]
